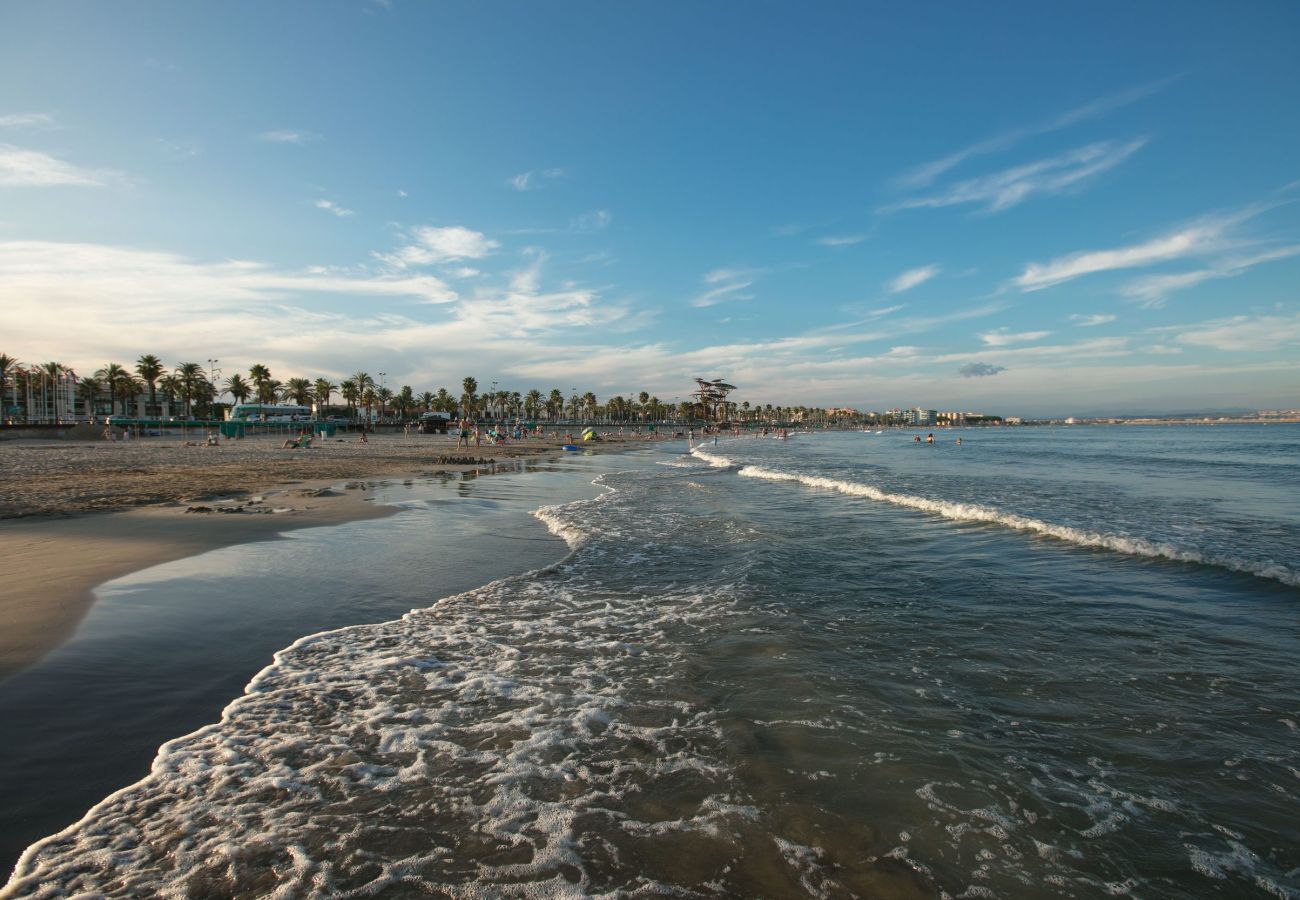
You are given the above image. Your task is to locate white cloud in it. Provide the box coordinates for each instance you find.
[886,138,1146,214]
[0,144,113,187]
[507,168,566,191]
[571,209,611,231]
[313,199,353,217]
[1119,244,1300,307]
[888,264,940,294]
[257,130,317,144]
[0,113,55,128]
[1070,313,1116,327]
[1012,208,1260,292]
[979,328,1052,347]
[374,225,500,269]
[1173,313,1300,352]
[397,189,408,198]
[896,78,1173,189]
[818,234,868,247]
[692,268,760,308]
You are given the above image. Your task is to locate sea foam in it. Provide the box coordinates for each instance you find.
[691,446,1300,588]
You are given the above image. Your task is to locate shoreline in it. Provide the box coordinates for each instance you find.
[0,431,665,679]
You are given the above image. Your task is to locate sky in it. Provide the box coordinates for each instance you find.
[2,1,1298,416]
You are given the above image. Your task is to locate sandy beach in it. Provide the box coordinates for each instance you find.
[0,429,662,677]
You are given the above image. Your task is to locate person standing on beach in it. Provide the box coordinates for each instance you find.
[456,418,470,449]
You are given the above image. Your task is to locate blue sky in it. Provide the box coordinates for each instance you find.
[2,0,1298,415]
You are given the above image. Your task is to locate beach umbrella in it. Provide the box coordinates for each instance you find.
[581,426,596,441]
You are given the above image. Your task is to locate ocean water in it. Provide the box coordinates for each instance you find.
[4,426,1298,898]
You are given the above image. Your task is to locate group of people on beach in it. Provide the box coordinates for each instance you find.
[914,432,961,445]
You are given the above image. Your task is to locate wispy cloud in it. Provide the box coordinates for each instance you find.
[979,327,1052,346]
[374,225,500,269]
[959,362,1006,377]
[692,268,761,308]
[1070,313,1116,327]
[0,144,113,187]
[507,167,566,191]
[818,234,868,247]
[1013,207,1263,292]
[886,138,1146,214]
[257,130,318,144]
[571,209,611,231]
[1119,244,1300,307]
[896,78,1174,189]
[888,264,940,294]
[1169,312,1300,352]
[0,240,457,309]
[314,199,353,217]
[0,113,56,129]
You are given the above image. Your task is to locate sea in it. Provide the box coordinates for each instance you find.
[2,425,1298,899]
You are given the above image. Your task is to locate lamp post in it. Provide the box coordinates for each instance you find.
[207,359,221,419]
[379,373,387,423]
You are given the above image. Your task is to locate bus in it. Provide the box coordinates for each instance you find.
[226,403,313,423]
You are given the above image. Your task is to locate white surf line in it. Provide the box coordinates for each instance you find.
[690,447,1299,588]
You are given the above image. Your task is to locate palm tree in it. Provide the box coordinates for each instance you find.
[418,390,434,413]
[581,392,597,422]
[76,376,100,419]
[351,372,374,420]
[0,353,18,419]
[524,389,542,420]
[434,387,453,414]
[174,362,206,417]
[225,373,251,404]
[362,387,377,421]
[547,388,563,420]
[248,364,272,400]
[340,379,358,418]
[255,378,279,404]
[377,386,394,420]
[135,354,164,417]
[40,362,64,422]
[95,363,128,415]
[396,385,414,419]
[284,377,314,407]
[158,373,182,416]
[115,371,144,417]
[461,377,477,417]
[315,379,336,416]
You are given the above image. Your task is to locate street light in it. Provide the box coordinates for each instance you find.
[207,359,221,418]
[491,381,497,422]
[379,373,387,423]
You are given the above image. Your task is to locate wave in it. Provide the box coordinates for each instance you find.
[691,447,1300,588]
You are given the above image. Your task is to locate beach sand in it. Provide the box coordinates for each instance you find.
[0,429,664,677]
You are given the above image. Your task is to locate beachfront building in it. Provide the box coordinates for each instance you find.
[937,411,967,426]
[4,366,81,424]
[900,407,937,426]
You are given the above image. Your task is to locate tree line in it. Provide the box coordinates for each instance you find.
[1,353,856,425]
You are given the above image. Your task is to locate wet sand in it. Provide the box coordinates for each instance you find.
[0,430,664,677]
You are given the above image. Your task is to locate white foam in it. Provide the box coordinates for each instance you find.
[690,447,1300,587]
